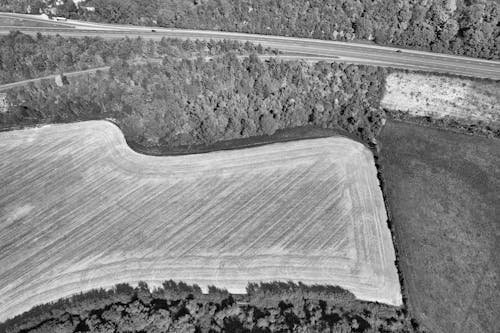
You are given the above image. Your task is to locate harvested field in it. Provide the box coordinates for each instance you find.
[381,72,500,124]
[379,121,500,333]
[0,121,401,322]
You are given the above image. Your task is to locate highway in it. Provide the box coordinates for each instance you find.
[1,12,500,79]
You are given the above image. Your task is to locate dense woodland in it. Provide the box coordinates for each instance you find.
[0,33,387,147]
[1,0,499,60]
[0,31,275,84]
[0,281,423,333]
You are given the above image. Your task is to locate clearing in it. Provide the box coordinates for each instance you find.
[0,120,401,322]
[381,72,500,124]
[379,120,500,333]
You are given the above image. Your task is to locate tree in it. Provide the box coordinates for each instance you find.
[30,0,47,14]
[260,113,277,135]
[59,0,77,17]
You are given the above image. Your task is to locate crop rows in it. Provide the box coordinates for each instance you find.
[0,121,401,321]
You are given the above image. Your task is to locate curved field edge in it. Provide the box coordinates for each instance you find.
[1,117,364,157]
[122,122,367,156]
[0,116,411,329]
[0,120,401,323]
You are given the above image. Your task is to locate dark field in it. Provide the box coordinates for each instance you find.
[379,121,500,333]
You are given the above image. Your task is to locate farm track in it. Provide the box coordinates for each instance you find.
[0,66,111,91]
[0,121,401,322]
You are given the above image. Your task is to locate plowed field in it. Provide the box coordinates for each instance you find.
[0,121,401,321]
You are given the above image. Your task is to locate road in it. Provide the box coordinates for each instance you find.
[1,12,500,79]
[0,66,110,91]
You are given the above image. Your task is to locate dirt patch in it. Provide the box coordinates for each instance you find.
[381,72,500,124]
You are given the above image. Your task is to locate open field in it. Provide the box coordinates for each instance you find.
[381,72,500,124]
[379,121,500,333]
[0,120,401,322]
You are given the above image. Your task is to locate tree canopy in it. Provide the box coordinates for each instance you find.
[0,281,424,333]
[2,0,499,59]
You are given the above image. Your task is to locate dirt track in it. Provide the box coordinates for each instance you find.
[0,121,401,321]
[0,66,110,91]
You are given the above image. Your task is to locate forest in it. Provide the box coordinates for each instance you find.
[0,281,424,333]
[0,33,388,148]
[0,31,275,84]
[1,0,499,60]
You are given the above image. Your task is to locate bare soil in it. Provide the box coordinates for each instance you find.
[381,72,500,124]
[0,120,401,322]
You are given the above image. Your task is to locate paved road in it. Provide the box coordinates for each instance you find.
[1,12,500,79]
[0,66,110,91]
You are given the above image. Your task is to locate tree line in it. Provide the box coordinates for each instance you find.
[1,35,388,149]
[1,0,499,60]
[0,32,386,147]
[388,109,500,139]
[0,281,424,333]
[0,31,274,84]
